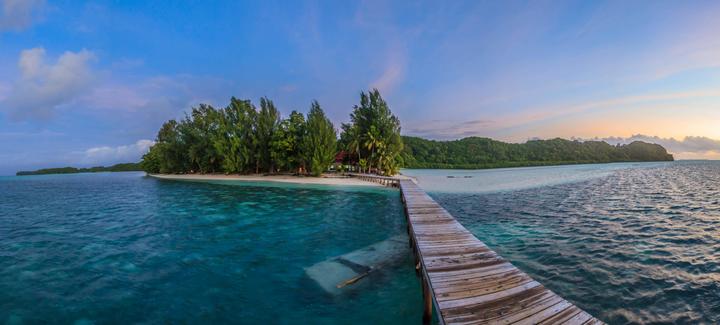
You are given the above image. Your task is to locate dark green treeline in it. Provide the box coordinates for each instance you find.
[141,89,404,176]
[401,136,674,169]
[17,163,142,176]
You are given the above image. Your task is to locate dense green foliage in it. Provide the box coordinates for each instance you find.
[142,89,405,176]
[339,89,403,175]
[141,98,336,175]
[303,101,338,176]
[271,111,306,173]
[402,136,674,169]
[16,163,142,176]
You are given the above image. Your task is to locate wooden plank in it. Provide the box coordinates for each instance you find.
[443,290,562,324]
[512,299,574,324]
[561,311,594,325]
[538,306,584,324]
[395,179,604,325]
[437,280,543,309]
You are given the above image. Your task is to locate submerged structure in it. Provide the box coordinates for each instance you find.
[304,235,408,295]
[325,174,605,324]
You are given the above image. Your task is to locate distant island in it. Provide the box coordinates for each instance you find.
[401,136,674,169]
[16,163,142,176]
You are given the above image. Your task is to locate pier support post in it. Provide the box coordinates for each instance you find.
[422,273,432,325]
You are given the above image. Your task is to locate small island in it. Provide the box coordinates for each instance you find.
[16,163,142,176]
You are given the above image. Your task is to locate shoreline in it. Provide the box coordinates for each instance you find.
[147,173,388,187]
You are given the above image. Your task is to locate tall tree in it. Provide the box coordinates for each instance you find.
[155,119,188,173]
[303,101,337,176]
[213,98,257,173]
[340,122,363,172]
[140,144,161,173]
[182,104,222,173]
[255,97,280,173]
[271,110,306,173]
[342,89,403,175]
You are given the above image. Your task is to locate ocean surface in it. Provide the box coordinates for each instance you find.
[3,162,719,324]
[0,172,421,324]
[404,161,720,324]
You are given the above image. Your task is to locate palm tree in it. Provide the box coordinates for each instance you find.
[365,126,382,173]
[348,125,363,173]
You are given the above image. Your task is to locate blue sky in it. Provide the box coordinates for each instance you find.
[2,0,720,174]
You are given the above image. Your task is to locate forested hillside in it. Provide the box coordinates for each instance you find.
[16,163,142,176]
[401,136,674,169]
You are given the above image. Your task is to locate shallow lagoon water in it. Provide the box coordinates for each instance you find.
[406,161,720,324]
[401,161,671,194]
[0,172,421,324]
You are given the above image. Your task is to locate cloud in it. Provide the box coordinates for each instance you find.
[405,119,497,139]
[1,47,233,142]
[369,47,406,94]
[0,81,10,101]
[598,134,720,156]
[79,139,154,165]
[0,0,45,31]
[75,74,234,140]
[405,89,720,140]
[2,47,96,120]
[354,1,408,94]
[0,129,64,138]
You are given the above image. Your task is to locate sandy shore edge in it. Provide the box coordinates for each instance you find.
[147,173,386,187]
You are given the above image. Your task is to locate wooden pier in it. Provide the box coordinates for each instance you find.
[345,173,400,187]
[348,174,603,324]
[400,180,603,324]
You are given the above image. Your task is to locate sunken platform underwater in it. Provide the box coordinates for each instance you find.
[306,174,604,324]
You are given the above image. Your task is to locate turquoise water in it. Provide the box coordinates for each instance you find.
[0,172,421,324]
[6,162,719,324]
[405,161,720,324]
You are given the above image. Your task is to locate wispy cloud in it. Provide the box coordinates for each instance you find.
[599,135,720,157]
[78,74,234,138]
[1,46,233,139]
[0,139,154,174]
[407,89,720,140]
[354,0,408,94]
[0,0,45,31]
[518,90,720,127]
[0,81,10,101]
[1,47,96,120]
[405,119,496,139]
[369,46,406,94]
[78,139,154,165]
[0,129,63,139]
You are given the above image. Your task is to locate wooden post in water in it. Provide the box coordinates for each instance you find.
[421,272,433,325]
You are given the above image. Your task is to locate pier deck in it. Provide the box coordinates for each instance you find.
[399,179,604,325]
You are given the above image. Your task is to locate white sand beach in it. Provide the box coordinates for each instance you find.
[147,173,387,187]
